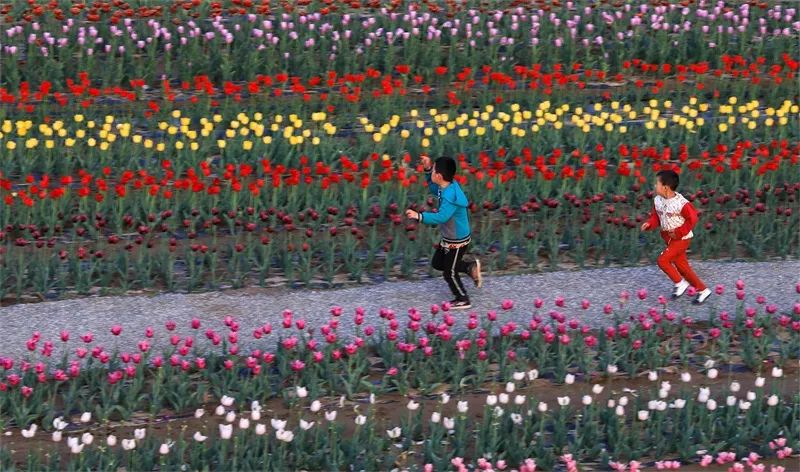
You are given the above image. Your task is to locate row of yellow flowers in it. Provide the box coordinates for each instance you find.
[1,98,797,152]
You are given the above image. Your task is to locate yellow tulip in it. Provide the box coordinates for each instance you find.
[421,138,430,147]
[190,142,199,151]
[6,141,16,150]
[213,114,223,123]
[87,138,96,147]
[243,140,253,150]
[747,121,757,130]
[718,123,728,132]
[401,129,410,139]
[262,136,272,144]
[372,133,382,143]
[74,114,84,123]
[100,142,110,151]
[458,129,469,138]
[217,140,226,148]
[156,143,165,152]
[312,137,320,145]
[65,138,75,147]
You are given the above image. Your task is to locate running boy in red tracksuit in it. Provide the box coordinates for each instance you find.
[640,170,712,304]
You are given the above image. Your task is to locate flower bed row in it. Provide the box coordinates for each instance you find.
[1,280,799,469]
[1,3,797,87]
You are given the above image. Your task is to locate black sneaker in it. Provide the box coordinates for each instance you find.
[470,259,483,288]
[450,299,472,310]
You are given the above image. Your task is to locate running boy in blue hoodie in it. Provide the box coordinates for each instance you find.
[406,155,482,309]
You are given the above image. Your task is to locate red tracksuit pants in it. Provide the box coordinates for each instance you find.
[656,234,707,291]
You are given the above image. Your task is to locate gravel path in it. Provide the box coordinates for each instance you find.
[1,260,798,363]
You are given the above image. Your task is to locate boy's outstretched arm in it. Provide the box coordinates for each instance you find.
[641,204,660,230]
[672,201,699,238]
[419,198,457,225]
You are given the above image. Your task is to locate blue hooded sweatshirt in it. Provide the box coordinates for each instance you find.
[419,170,471,245]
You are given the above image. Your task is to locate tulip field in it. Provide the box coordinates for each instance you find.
[1,0,799,470]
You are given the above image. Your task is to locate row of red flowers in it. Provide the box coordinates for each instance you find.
[1,141,797,207]
[2,56,796,112]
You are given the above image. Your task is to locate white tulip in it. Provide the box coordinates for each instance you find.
[193,432,207,442]
[513,371,526,381]
[276,429,294,442]
[493,406,505,418]
[656,401,667,411]
[681,372,692,383]
[251,410,261,421]
[738,400,751,411]
[515,395,526,405]
[106,435,117,446]
[325,411,338,422]
[638,410,649,421]
[251,401,262,413]
[726,396,737,407]
[660,381,672,392]
[730,381,741,393]
[457,401,469,413]
[430,412,441,423]
[219,424,233,439]
[81,433,93,445]
[134,428,146,440]
[407,400,420,411]
[80,412,92,423]
[356,415,368,425]
[511,413,523,424]
[707,368,718,379]
[698,387,710,403]
[592,384,604,395]
[310,400,322,412]
[443,417,455,430]
[537,402,548,412]
[672,399,686,409]
[505,382,516,393]
[607,399,616,408]
[564,374,575,385]
[52,431,62,442]
[746,391,756,401]
[70,443,85,454]
[619,396,629,407]
[159,443,170,455]
[53,417,68,430]
[194,409,205,419]
[771,367,783,378]
[706,399,717,411]
[498,393,509,404]
[658,389,669,399]
[239,418,250,430]
[224,409,237,423]
[387,427,402,439]
[221,395,235,407]
[557,396,570,407]
[648,371,658,382]
[755,377,765,388]
[215,405,226,416]
[648,400,658,410]
[121,439,136,450]
[255,423,267,435]
[299,419,315,430]
[704,359,715,369]
[68,437,79,449]
[767,395,779,406]
[441,393,450,404]
[582,395,593,406]
[485,394,497,406]
[527,369,539,380]
[271,419,287,430]
[615,405,625,416]
[607,364,618,374]
[296,386,308,398]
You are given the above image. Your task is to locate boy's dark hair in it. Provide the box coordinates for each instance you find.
[434,156,457,182]
[656,170,679,191]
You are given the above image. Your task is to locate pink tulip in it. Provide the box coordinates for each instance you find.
[60,331,70,342]
[191,318,201,329]
[534,298,544,309]
[501,299,514,310]
[387,367,398,376]
[715,284,725,295]
[736,279,745,290]
[555,296,565,307]
[637,288,648,300]
[604,304,614,314]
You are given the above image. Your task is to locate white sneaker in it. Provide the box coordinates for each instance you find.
[672,279,690,299]
[692,288,712,305]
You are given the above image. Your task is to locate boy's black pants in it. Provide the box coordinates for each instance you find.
[431,243,472,301]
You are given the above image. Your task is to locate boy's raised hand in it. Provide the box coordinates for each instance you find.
[420,155,432,171]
